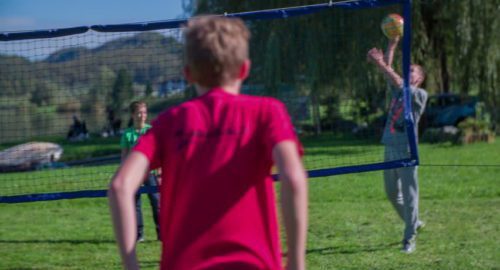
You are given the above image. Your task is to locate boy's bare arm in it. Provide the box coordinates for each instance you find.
[108,151,150,270]
[273,141,308,270]
[367,47,403,89]
[384,37,399,67]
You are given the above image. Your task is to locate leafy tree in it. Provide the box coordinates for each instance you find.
[110,69,133,112]
[145,81,153,97]
[30,80,59,106]
[192,0,499,127]
[89,66,116,112]
[0,55,36,97]
[193,1,393,133]
[413,0,499,125]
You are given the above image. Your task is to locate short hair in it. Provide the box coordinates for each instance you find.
[129,101,147,113]
[184,16,250,88]
[411,64,426,81]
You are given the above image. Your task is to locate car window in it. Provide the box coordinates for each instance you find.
[428,97,439,107]
[438,96,461,107]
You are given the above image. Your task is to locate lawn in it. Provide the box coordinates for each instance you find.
[0,133,384,196]
[0,137,499,269]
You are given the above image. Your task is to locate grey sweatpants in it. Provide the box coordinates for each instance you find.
[384,145,420,241]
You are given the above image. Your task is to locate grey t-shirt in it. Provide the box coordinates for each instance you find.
[381,86,428,146]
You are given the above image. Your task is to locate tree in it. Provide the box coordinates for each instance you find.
[110,69,133,112]
[413,0,499,125]
[89,66,116,112]
[192,0,500,127]
[30,80,61,107]
[145,81,153,97]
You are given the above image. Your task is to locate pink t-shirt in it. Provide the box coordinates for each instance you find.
[134,88,302,270]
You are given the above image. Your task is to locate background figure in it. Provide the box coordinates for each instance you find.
[104,107,122,137]
[67,115,89,141]
[120,101,160,242]
[367,37,428,253]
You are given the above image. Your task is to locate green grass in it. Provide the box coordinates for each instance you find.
[0,133,384,196]
[34,105,58,114]
[58,137,121,161]
[0,165,118,196]
[0,138,499,269]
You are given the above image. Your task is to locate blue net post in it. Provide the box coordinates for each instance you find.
[402,0,419,165]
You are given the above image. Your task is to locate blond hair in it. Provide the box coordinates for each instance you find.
[184,16,250,88]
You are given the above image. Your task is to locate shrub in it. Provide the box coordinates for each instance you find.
[457,118,495,144]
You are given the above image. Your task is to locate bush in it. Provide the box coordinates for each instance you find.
[457,118,495,144]
[422,118,496,145]
[57,100,82,112]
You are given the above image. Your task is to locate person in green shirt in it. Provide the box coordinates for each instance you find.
[120,101,160,242]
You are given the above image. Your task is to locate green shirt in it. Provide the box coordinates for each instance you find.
[120,124,152,150]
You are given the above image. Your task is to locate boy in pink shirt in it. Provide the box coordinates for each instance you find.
[108,16,308,270]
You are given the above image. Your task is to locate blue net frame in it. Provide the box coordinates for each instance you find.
[0,0,416,203]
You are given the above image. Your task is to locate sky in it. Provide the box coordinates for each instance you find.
[0,0,187,59]
[0,0,186,32]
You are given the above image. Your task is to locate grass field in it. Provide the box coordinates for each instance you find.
[0,134,384,196]
[0,137,499,269]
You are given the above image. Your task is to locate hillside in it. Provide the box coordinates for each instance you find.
[0,31,184,99]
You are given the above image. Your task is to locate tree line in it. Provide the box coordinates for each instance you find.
[0,32,183,113]
[190,0,499,129]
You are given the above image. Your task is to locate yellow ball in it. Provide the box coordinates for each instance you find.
[381,13,404,39]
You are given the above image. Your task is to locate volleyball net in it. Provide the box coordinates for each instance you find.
[0,0,417,203]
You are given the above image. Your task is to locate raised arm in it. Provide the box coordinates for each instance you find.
[108,151,150,270]
[273,141,308,270]
[384,37,399,68]
[367,47,403,89]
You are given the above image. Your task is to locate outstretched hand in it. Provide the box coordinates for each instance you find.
[366,46,403,88]
[388,36,400,48]
[367,48,385,64]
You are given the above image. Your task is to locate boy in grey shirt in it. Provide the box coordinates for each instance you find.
[367,37,428,253]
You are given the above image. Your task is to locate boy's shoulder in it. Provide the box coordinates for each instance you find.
[236,94,288,117]
[151,98,205,124]
[410,85,427,93]
[165,93,285,113]
[411,86,428,98]
[152,93,288,127]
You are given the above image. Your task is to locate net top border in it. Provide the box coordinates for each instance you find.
[1,0,407,41]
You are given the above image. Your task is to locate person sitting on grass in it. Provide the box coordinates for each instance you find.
[67,115,89,141]
[109,16,308,270]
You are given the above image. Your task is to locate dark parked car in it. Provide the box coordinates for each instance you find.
[423,94,479,128]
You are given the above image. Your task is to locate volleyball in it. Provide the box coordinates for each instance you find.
[381,13,404,39]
